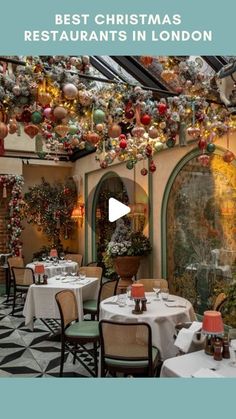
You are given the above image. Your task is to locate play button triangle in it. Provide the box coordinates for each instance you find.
[108,198,130,222]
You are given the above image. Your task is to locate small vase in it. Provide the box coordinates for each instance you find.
[114,255,141,293]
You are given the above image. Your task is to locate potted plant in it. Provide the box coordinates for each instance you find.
[103,219,152,291]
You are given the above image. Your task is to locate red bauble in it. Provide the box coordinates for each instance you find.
[125,109,135,119]
[198,138,207,150]
[198,154,210,167]
[223,150,235,163]
[140,56,153,67]
[157,103,167,115]
[141,168,148,176]
[100,160,108,169]
[149,161,156,173]
[21,110,32,123]
[196,112,205,122]
[119,139,127,149]
[119,134,126,140]
[145,144,153,157]
[140,114,151,126]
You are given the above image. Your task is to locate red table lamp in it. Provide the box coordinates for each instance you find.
[202,310,224,355]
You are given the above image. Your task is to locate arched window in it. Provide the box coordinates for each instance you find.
[162,149,236,314]
[91,172,129,268]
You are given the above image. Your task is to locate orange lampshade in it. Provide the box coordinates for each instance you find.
[131,283,145,299]
[50,249,58,257]
[35,264,45,274]
[202,310,224,335]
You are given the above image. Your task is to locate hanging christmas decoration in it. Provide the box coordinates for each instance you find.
[0,55,235,173]
[0,175,24,256]
[24,177,77,248]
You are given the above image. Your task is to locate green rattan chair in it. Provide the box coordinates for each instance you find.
[99,320,160,377]
[83,278,119,320]
[55,289,100,377]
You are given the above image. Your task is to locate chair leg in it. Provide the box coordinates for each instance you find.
[6,275,11,302]
[73,344,77,364]
[60,340,65,377]
[93,342,98,377]
[12,288,16,315]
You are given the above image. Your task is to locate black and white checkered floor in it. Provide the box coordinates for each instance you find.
[0,295,94,378]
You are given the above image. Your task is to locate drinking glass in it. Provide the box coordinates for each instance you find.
[59,252,65,261]
[118,294,126,307]
[228,329,236,367]
[41,253,47,262]
[79,269,86,280]
[160,288,169,301]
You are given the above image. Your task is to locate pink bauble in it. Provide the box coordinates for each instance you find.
[63,83,78,100]
[132,126,145,138]
[43,107,52,119]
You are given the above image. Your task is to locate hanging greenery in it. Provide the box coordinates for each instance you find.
[24,177,77,248]
[0,174,24,256]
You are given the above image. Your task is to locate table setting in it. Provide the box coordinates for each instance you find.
[23,274,100,329]
[26,259,78,278]
[100,286,196,360]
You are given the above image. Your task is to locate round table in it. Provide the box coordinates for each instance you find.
[26,260,78,278]
[100,293,196,360]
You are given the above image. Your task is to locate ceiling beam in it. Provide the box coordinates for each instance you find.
[202,56,225,72]
[110,56,172,93]
[90,56,121,81]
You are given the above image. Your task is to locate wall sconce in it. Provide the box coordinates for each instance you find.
[71,199,85,228]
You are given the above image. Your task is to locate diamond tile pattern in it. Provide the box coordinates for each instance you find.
[0,295,95,378]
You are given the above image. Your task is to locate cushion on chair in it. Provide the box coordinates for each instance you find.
[104,346,159,368]
[65,320,99,338]
[83,299,97,312]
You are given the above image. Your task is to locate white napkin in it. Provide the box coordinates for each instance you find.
[103,296,119,304]
[174,322,202,353]
[192,368,223,378]
[165,301,186,308]
[80,279,90,284]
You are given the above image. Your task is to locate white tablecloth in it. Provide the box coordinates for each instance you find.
[26,261,78,278]
[100,293,196,360]
[23,276,99,329]
[161,349,236,377]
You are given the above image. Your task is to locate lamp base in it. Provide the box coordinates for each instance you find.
[204,336,214,355]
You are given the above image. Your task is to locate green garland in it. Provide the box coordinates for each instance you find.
[0,174,24,256]
[24,177,77,247]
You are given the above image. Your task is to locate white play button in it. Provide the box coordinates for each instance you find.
[108,198,131,222]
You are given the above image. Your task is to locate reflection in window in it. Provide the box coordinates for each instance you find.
[167,154,236,317]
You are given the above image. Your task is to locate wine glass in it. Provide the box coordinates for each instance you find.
[59,252,65,261]
[41,253,47,262]
[71,265,77,278]
[153,287,160,300]
[228,329,236,367]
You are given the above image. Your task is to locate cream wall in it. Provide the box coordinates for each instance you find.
[22,163,76,264]
[73,133,236,279]
[1,130,236,275]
